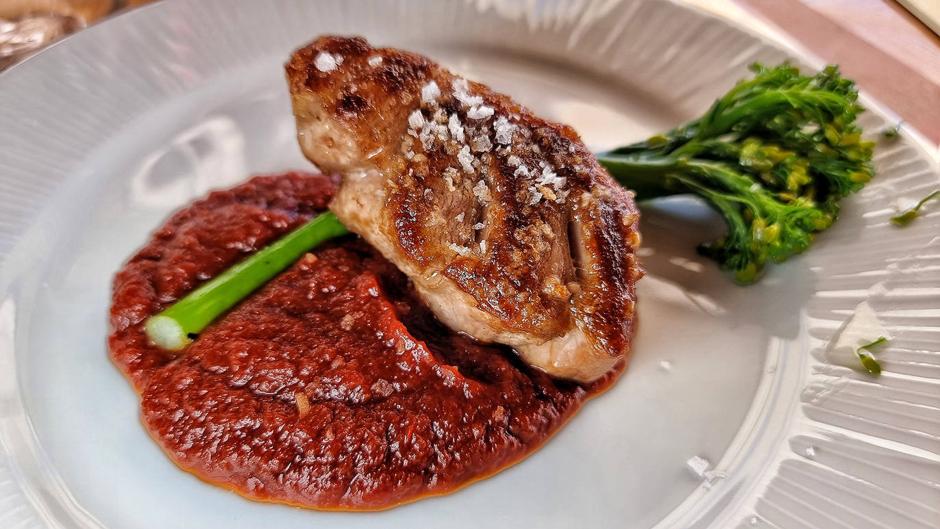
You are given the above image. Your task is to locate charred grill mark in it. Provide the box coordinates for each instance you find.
[337,91,369,116]
[585,198,636,355]
[566,213,585,290]
[394,192,424,264]
[322,35,370,56]
[469,165,492,248]
[377,55,431,93]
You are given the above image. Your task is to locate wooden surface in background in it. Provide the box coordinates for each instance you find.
[737,0,940,146]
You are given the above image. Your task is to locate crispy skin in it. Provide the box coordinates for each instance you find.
[286,36,642,382]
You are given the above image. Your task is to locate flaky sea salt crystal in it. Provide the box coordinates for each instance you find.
[449,243,471,256]
[367,55,383,66]
[467,105,494,120]
[448,113,465,143]
[437,122,450,142]
[537,167,566,190]
[408,110,425,130]
[458,145,475,173]
[314,51,341,72]
[471,134,492,153]
[685,455,711,478]
[494,116,515,144]
[507,155,521,167]
[452,78,484,107]
[418,121,446,151]
[514,165,530,178]
[443,166,458,187]
[455,212,465,222]
[421,81,441,104]
[473,179,491,204]
[528,186,542,204]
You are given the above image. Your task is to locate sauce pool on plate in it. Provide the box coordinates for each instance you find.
[109,171,622,510]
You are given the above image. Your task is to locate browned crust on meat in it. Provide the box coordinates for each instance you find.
[285,37,431,170]
[286,36,642,380]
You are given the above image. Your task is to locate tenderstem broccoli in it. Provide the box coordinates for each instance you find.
[598,63,875,284]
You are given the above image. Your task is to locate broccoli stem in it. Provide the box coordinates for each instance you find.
[598,153,788,283]
[145,211,348,351]
[598,152,773,199]
[594,155,686,200]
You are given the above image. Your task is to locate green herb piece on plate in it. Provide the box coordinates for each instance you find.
[891,189,940,227]
[855,336,887,376]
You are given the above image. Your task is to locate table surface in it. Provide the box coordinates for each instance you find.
[693,0,940,150]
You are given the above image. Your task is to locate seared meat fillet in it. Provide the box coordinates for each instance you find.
[286,36,642,382]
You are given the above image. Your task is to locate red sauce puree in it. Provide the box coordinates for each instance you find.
[109,172,623,510]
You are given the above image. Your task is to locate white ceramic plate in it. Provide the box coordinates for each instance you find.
[1,1,938,528]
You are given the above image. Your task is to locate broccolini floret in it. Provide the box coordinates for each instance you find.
[599,63,875,284]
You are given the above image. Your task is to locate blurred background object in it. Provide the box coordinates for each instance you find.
[0,0,159,70]
[736,0,940,146]
[0,12,83,69]
[0,0,114,23]
[898,0,940,36]
[689,0,940,146]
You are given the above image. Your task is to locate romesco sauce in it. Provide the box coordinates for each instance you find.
[108,172,622,510]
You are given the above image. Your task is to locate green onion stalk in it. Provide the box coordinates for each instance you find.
[145,211,348,351]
